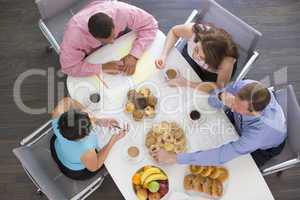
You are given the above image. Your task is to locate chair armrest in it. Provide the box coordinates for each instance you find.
[235,51,259,81]
[21,120,52,146]
[262,158,300,175]
[175,9,199,48]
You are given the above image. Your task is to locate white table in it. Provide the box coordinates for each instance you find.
[67,31,274,200]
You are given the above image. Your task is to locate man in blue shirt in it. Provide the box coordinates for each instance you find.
[151,80,287,167]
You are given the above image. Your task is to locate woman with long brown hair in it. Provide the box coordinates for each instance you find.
[156,23,238,88]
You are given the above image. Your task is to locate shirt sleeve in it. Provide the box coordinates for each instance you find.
[208,80,250,109]
[176,126,262,165]
[59,27,101,77]
[120,3,158,58]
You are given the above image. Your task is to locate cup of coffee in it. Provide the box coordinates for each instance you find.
[165,68,178,80]
[127,146,140,159]
[189,110,201,121]
[90,93,101,103]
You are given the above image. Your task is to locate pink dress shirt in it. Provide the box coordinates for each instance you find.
[60,1,158,77]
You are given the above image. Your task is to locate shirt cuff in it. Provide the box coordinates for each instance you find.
[130,45,143,59]
[208,88,225,109]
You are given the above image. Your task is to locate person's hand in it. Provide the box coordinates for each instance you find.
[102,61,123,74]
[150,148,177,164]
[220,92,235,108]
[155,55,166,69]
[110,123,129,144]
[122,54,138,75]
[167,76,189,88]
[95,118,119,128]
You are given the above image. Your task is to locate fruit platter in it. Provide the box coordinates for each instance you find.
[132,165,169,200]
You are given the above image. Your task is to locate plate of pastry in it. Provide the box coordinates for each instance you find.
[124,86,158,121]
[145,121,187,154]
[183,165,229,199]
[132,165,170,200]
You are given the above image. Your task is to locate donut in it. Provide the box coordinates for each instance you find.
[184,174,195,190]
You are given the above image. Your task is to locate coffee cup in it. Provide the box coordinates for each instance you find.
[164,68,178,80]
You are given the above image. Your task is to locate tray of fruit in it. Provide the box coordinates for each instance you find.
[145,121,187,154]
[184,165,229,199]
[132,165,169,200]
[124,87,158,121]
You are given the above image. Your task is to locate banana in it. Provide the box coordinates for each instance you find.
[143,173,168,188]
[140,167,161,184]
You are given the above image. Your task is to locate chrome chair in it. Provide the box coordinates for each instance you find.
[261,85,300,176]
[35,0,115,54]
[13,120,107,199]
[175,0,262,81]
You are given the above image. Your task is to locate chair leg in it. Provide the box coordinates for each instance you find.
[276,171,283,177]
[46,45,53,53]
[36,188,43,196]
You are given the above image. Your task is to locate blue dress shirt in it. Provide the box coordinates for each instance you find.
[177,80,287,165]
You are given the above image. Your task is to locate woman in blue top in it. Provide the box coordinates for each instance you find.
[50,97,128,180]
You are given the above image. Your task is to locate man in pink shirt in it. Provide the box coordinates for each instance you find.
[60,1,158,77]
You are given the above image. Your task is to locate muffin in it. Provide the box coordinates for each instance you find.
[139,88,151,97]
[125,101,135,113]
[144,106,156,118]
[147,95,158,107]
[134,94,148,110]
[133,110,144,121]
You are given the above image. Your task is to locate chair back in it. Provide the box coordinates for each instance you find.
[35,0,82,20]
[13,128,105,199]
[275,85,300,156]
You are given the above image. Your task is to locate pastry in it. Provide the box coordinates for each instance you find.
[201,166,214,177]
[144,106,155,118]
[173,128,184,139]
[190,165,204,175]
[147,95,157,107]
[125,101,135,113]
[202,177,213,195]
[145,134,157,148]
[127,89,137,102]
[211,179,223,197]
[216,167,229,183]
[184,174,195,190]
[139,88,151,97]
[210,167,222,179]
[174,136,185,146]
[192,175,206,192]
[133,110,144,121]
[149,144,160,153]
